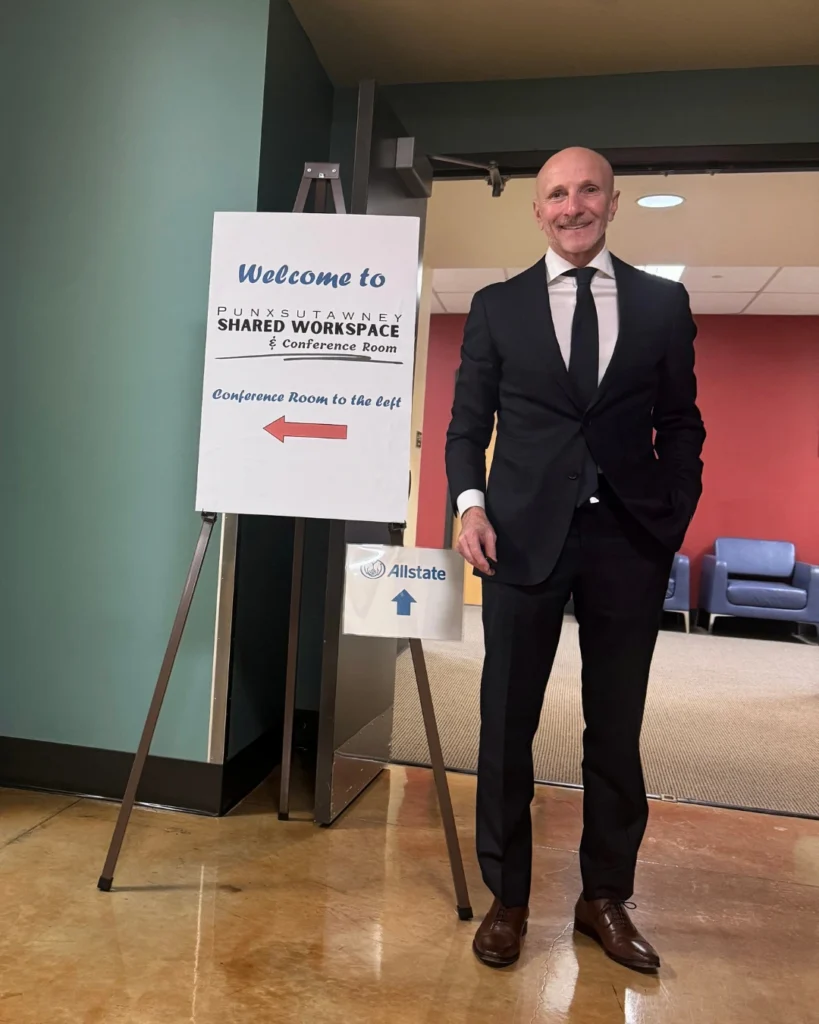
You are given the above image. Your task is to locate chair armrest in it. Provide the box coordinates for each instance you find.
[792,562,819,591]
[794,562,819,622]
[699,554,728,610]
[674,553,690,602]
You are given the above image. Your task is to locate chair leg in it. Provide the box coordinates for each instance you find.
[683,610,690,634]
[794,622,819,645]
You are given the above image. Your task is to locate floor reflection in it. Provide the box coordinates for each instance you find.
[0,767,817,1023]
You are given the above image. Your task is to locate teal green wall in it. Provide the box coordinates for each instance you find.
[381,66,819,154]
[0,0,270,760]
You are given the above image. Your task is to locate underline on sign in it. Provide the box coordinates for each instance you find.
[283,356,404,364]
[215,353,404,365]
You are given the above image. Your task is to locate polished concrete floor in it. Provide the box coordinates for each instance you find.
[1,767,818,1023]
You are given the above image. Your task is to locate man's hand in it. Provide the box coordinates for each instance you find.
[457,507,497,576]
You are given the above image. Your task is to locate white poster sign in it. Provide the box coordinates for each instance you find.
[195,212,420,521]
[343,545,464,642]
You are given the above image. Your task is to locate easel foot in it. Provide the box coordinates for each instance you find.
[97,876,113,892]
[458,905,474,921]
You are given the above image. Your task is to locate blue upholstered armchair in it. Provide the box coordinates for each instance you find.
[664,554,691,632]
[699,538,819,632]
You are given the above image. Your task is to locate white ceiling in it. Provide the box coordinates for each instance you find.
[426,172,819,316]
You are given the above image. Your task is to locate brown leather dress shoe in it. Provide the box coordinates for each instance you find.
[473,899,529,968]
[574,896,660,972]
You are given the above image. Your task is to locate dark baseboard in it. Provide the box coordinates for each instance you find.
[0,735,223,814]
[0,730,285,817]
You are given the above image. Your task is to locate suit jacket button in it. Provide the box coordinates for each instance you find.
[568,472,579,481]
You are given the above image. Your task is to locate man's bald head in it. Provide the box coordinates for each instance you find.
[536,147,615,200]
[533,147,619,266]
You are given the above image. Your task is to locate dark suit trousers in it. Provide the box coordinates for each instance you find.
[477,483,674,907]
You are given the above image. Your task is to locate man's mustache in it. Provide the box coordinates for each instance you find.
[558,217,593,228]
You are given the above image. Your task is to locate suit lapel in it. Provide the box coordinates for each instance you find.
[517,259,584,412]
[587,254,637,411]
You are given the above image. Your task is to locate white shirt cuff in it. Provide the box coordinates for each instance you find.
[457,489,485,517]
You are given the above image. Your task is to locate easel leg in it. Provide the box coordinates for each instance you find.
[278,517,306,820]
[97,512,218,892]
[409,637,473,920]
[275,162,345,819]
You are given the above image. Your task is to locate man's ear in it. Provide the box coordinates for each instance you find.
[609,189,621,223]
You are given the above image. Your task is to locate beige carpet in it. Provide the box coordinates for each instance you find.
[391,607,819,817]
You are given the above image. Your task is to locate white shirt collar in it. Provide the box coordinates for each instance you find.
[545,246,615,284]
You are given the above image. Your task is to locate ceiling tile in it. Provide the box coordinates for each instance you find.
[438,292,475,314]
[432,268,505,292]
[681,267,778,292]
[689,293,756,314]
[429,291,446,315]
[744,293,819,315]
[764,267,819,293]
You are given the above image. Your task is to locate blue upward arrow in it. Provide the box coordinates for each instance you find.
[392,589,416,616]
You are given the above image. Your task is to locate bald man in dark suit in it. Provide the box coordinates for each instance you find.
[447,147,705,972]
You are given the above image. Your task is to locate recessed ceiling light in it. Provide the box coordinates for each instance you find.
[636,265,686,282]
[637,194,685,209]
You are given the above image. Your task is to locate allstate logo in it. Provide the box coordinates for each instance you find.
[361,559,386,580]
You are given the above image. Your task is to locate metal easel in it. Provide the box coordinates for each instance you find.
[98,163,472,920]
[96,163,342,892]
[97,511,218,890]
[389,522,472,920]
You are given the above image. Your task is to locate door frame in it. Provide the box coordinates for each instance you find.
[312,80,433,825]
[430,145,819,548]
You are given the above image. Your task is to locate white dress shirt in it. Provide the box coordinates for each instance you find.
[457,247,619,517]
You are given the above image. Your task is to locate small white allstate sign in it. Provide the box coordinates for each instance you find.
[343,545,464,642]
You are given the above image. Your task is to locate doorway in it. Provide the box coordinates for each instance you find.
[398,163,819,819]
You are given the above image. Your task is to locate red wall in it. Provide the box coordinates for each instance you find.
[417,314,819,593]
[685,316,819,589]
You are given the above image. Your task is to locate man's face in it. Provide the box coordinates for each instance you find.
[534,150,619,263]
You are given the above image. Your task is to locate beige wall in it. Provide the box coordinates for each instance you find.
[404,263,433,546]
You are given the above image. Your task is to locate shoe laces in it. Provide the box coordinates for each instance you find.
[492,904,522,929]
[603,900,636,926]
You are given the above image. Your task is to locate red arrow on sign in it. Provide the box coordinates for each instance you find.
[263,416,348,443]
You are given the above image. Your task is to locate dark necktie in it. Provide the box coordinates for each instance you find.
[565,267,599,408]
[564,267,599,504]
